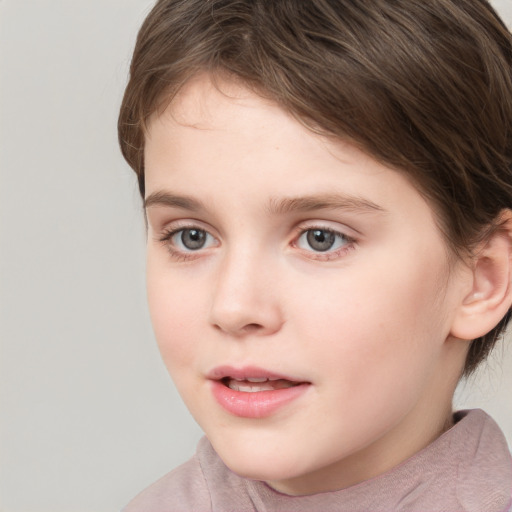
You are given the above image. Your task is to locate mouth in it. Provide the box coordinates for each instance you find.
[221,376,302,392]
[208,366,311,418]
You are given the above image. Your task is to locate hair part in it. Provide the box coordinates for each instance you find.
[118,0,512,376]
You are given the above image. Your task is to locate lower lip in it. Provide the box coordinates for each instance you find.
[210,380,310,418]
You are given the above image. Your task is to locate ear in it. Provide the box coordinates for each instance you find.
[450,210,512,341]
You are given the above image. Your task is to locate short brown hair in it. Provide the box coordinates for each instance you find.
[118,0,512,376]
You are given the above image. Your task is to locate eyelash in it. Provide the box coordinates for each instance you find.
[158,224,216,262]
[292,226,356,261]
[157,224,357,262]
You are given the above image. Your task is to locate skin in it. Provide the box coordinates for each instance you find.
[143,75,473,495]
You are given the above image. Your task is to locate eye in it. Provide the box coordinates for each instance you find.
[171,228,215,251]
[297,228,350,252]
[158,226,218,257]
[177,229,205,250]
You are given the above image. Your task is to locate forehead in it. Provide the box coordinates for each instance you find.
[145,75,441,232]
[149,74,325,160]
[163,75,268,126]
[146,75,389,186]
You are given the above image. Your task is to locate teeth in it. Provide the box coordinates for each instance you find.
[226,378,298,392]
[228,381,276,392]
[232,377,270,383]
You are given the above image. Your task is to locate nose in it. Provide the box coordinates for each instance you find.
[209,249,284,337]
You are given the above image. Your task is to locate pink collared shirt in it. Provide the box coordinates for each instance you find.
[124,409,512,511]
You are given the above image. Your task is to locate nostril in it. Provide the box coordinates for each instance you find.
[212,322,261,332]
[242,323,263,333]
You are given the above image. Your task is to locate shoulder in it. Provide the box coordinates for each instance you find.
[452,410,512,512]
[122,444,211,512]
[122,437,260,512]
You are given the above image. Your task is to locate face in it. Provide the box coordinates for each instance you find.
[144,75,468,495]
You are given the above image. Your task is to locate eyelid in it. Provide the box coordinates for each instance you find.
[155,219,217,239]
[171,228,217,251]
[291,219,358,241]
[290,221,358,260]
[156,220,220,261]
[154,219,358,262]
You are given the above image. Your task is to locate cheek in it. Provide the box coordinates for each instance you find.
[289,253,450,381]
[285,270,449,440]
[146,260,206,371]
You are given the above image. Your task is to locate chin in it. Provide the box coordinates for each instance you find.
[209,434,314,483]
[224,455,300,483]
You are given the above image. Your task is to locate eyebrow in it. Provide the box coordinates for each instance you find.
[266,194,386,215]
[144,191,206,212]
[144,190,386,216]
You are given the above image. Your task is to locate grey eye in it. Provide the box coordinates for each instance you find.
[178,229,207,250]
[306,229,336,252]
[297,228,349,253]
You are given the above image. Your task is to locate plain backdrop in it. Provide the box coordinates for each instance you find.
[1,1,511,511]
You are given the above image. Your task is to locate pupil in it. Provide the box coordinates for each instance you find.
[307,229,335,252]
[181,229,206,250]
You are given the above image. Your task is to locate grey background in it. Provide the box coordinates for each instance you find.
[1,1,511,511]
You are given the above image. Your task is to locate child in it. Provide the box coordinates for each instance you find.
[118,0,512,510]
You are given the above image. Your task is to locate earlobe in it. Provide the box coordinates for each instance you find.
[451,210,512,341]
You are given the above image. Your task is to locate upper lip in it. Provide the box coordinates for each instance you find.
[207,365,308,383]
